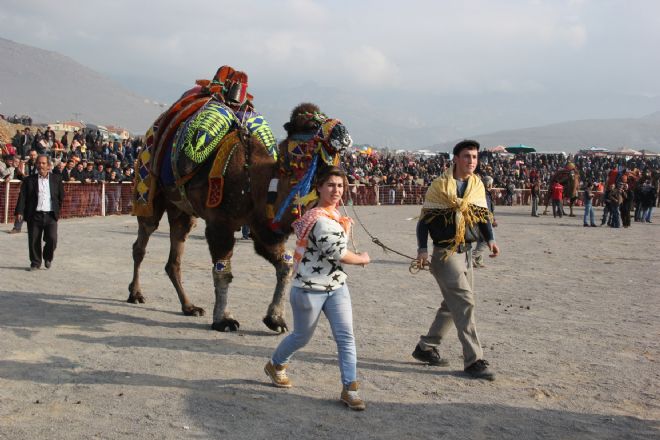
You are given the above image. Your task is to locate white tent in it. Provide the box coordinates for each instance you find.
[613,147,641,156]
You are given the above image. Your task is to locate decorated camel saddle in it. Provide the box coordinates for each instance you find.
[132,66,276,216]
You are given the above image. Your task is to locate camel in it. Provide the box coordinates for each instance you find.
[128,98,351,333]
[542,164,580,216]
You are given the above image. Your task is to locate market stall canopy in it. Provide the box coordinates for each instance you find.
[613,147,641,156]
[638,149,659,156]
[506,144,536,154]
[488,145,507,153]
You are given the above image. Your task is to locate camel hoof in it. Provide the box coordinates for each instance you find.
[127,292,145,304]
[182,305,205,316]
[211,319,240,332]
[263,315,288,333]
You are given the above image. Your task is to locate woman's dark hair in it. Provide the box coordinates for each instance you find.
[315,166,347,190]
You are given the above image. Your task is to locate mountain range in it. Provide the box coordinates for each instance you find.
[0,37,162,133]
[1,37,659,152]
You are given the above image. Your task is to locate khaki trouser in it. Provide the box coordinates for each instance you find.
[419,246,483,367]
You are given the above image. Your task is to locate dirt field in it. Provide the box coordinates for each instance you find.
[1,205,658,439]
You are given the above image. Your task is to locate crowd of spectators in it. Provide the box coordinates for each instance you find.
[2,126,658,217]
[2,126,142,184]
[341,148,659,193]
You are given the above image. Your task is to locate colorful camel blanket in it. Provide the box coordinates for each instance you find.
[421,165,492,257]
[238,110,277,159]
[174,101,238,165]
[132,96,277,216]
[206,131,242,208]
[132,127,156,217]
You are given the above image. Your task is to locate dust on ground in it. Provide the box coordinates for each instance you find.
[0,205,658,439]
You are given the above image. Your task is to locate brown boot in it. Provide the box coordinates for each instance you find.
[340,381,366,411]
[264,361,292,388]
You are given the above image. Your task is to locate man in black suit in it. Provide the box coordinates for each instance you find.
[14,155,65,270]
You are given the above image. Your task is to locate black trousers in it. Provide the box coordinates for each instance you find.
[27,212,58,267]
[621,205,631,227]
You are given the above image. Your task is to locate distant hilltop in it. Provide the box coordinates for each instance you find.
[2,37,660,151]
[431,111,660,153]
[0,37,162,134]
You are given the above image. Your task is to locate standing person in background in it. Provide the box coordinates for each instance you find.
[44,126,56,148]
[551,181,564,218]
[472,175,495,268]
[72,128,83,146]
[583,182,597,227]
[8,151,39,234]
[411,140,499,381]
[505,179,515,206]
[12,129,22,153]
[1,155,19,181]
[634,180,644,222]
[608,183,623,228]
[601,184,613,226]
[620,182,633,228]
[61,159,76,182]
[14,155,64,270]
[60,131,69,151]
[640,179,656,223]
[265,166,370,411]
[18,127,33,160]
[530,176,541,217]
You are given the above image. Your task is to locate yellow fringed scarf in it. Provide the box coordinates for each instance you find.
[421,165,492,258]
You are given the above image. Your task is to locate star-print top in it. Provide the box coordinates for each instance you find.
[292,216,348,292]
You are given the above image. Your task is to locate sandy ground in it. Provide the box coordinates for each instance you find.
[0,205,658,439]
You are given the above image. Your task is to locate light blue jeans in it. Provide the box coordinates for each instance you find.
[583,201,595,225]
[644,207,654,222]
[271,284,357,386]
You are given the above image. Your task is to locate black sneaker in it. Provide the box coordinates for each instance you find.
[464,359,495,381]
[44,260,51,269]
[412,344,449,366]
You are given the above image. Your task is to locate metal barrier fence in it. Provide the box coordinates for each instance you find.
[2,181,133,224]
[347,185,603,207]
[2,181,603,224]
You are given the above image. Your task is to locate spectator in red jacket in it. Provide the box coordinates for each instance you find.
[551,181,564,218]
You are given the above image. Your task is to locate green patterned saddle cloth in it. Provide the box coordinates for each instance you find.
[171,99,277,181]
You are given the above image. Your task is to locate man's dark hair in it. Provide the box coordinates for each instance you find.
[453,140,480,156]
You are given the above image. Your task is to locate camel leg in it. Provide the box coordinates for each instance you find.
[128,198,166,304]
[205,222,239,332]
[164,207,204,316]
[541,192,549,215]
[252,237,292,333]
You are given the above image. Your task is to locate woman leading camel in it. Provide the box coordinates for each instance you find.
[265,166,371,411]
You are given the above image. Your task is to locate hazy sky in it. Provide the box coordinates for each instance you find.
[1,0,659,145]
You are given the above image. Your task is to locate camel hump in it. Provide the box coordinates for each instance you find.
[237,110,277,159]
[176,100,239,166]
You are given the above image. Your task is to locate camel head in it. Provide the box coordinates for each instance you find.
[284,103,353,153]
[270,103,353,233]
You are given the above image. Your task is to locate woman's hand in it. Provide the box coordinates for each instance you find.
[340,251,370,266]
